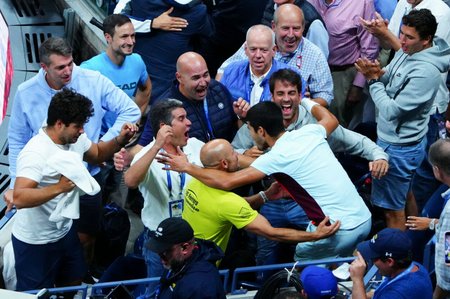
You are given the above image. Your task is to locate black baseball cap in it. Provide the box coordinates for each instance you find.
[147,218,194,254]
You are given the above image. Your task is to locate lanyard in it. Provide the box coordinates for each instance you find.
[161,149,186,200]
[374,262,415,296]
[166,169,186,201]
[203,98,215,140]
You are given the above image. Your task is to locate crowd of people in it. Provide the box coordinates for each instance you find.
[3,0,450,298]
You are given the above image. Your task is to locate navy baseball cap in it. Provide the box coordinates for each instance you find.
[300,266,338,299]
[147,218,194,254]
[357,228,412,260]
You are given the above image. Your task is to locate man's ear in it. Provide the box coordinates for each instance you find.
[423,35,432,47]
[105,33,112,44]
[432,165,444,182]
[221,159,228,170]
[257,126,266,137]
[54,119,64,129]
[40,63,48,72]
[175,72,182,84]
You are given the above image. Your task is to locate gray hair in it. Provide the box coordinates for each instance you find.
[39,37,72,66]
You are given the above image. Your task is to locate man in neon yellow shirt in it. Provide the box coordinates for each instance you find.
[182,139,340,253]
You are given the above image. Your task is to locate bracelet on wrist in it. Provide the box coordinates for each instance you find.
[259,191,269,203]
[429,218,437,230]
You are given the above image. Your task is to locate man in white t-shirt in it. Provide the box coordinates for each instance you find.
[12,89,136,291]
[159,100,372,260]
[122,99,203,297]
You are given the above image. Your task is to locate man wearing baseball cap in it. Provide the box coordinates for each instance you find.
[300,266,338,299]
[349,228,432,299]
[147,217,226,299]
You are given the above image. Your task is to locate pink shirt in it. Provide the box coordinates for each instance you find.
[308,0,379,87]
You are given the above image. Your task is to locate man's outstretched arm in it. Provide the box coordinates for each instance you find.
[245,215,340,243]
[158,146,266,190]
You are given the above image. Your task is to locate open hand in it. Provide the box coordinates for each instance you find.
[157,146,189,172]
[152,7,188,31]
[315,216,340,240]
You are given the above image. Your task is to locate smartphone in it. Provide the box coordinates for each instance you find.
[445,231,450,265]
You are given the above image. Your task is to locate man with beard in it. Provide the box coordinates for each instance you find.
[81,14,152,207]
[81,14,151,131]
[231,69,387,267]
[159,100,372,261]
[183,138,340,254]
[11,89,136,291]
[147,217,226,299]
[114,52,249,170]
[6,37,140,269]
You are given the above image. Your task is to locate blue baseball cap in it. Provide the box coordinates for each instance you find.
[357,228,412,260]
[300,266,338,299]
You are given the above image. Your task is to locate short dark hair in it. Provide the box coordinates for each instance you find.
[429,139,450,176]
[103,14,132,37]
[47,88,94,126]
[39,37,72,66]
[149,99,184,135]
[402,9,437,41]
[246,102,285,137]
[269,68,302,94]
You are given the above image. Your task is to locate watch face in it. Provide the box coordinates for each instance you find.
[96,0,104,7]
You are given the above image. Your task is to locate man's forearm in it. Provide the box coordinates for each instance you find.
[270,227,321,243]
[14,185,64,209]
[124,145,159,188]
[351,278,368,299]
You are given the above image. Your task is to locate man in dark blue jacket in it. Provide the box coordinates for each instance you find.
[148,217,226,299]
[114,52,248,172]
[139,51,248,146]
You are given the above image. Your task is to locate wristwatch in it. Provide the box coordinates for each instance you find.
[429,218,437,230]
[368,78,379,85]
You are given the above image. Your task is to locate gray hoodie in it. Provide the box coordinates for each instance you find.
[370,37,450,145]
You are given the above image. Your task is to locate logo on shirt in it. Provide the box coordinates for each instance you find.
[117,82,137,91]
[185,189,199,212]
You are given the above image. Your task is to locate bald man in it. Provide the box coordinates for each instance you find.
[217,4,333,107]
[221,25,296,106]
[138,51,249,147]
[115,52,250,170]
[182,139,340,255]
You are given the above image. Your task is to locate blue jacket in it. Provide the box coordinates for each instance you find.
[156,239,226,299]
[139,80,237,145]
[130,0,214,102]
[221,59,294,104]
